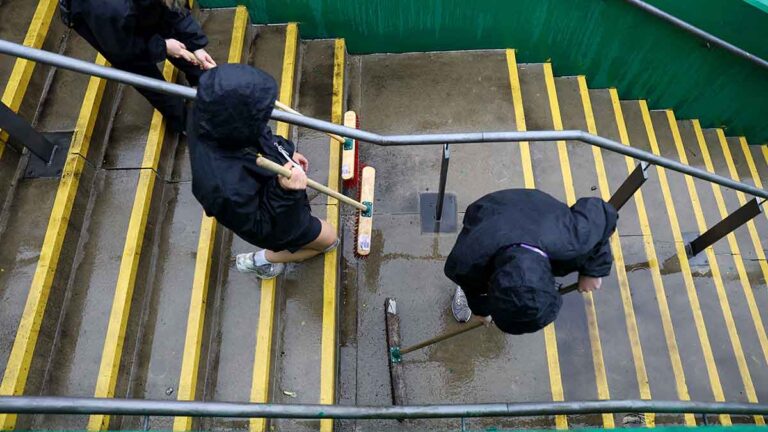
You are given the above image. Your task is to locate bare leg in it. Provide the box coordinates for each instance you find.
[265,219,338,263]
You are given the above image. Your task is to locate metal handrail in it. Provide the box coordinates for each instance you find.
[1,396,767,419]
[0,39,766,200]
[623,0,768,71]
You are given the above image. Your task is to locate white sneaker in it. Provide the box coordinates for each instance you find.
[451,286,472,323]
[235,252,285,280]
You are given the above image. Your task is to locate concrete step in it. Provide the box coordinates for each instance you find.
[0,24,120,431]
[200,19,295,432]
[267,37,344,432]
[0,4,767,428]
[0,0,67,231]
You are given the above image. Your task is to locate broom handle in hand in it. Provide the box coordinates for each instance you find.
[275,101,346,145]
[255,156,367,211]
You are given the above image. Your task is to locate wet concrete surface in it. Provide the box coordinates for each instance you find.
[295,39,335,206]
[697,129,768,399]
[351,51,524,214]
[517,65,601,413]
[0,0,42,97]
[672,120,768,405]
[0,177,60,380]
[269,38,335,432]
[337,52,554,432]
[26,17,183,428]
[0,27,111,430]
[193,20,289,432]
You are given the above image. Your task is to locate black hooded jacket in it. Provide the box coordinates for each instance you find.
[66,0,208,65]
[188,64,313,250]
[444,189,618,333]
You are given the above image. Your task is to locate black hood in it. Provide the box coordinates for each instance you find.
[195,64,277,148]
[488,246,561,334]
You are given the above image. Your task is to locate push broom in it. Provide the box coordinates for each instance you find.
[254,156,375,257]
[384,284,579,406]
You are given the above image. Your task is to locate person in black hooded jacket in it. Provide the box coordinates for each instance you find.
[61,0,216,133]
[445,189,618,334]
[188,64,338,280]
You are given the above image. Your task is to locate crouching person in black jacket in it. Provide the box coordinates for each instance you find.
[444,189,618,334]
[61,0,217,133]
[189,65,338,280]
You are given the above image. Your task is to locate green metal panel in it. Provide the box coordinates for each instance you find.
[200,0,768,143]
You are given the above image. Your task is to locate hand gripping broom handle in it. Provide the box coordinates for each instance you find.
[255,156,368,212]
[275,101,346,145]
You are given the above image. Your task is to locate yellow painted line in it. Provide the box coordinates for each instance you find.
[0,0,58,159]
[505,51,566,430]
[608,91,654,427]
[248,20,298,432]
[504,50,534,190]
[173,8,248,431]
[636,102,699,426]
[275,23,299,139]
[713,134,768,368]
[739,138,768,228]
[544,69,612,429]
[690,121,763,425]
[762,147,768,179]
[88,61,178,431]
[664,111,732,426]
[577,77,629,429]
[172,216,216,432]
[0,54,109,431]
[318,38,345,432]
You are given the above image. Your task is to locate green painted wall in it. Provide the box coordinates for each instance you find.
[200,0,768,144]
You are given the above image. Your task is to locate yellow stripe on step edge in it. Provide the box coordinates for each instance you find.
[275,23,299,139]
[690,121,764,426]
[667,111,733,425]
[714,134,768,370]
[545,67,615,429]
[318,38,345,432]
[505,53,566,430]
[173,9,249,431]
[637,103,697,426]
[249,20,297,432]
[0,0,59,159]
[574,76,614,429]
[609,90,655,427]
[87,61,178,432]
[0,54,109,431]
[739,139,768,228]
[505,50,534,190]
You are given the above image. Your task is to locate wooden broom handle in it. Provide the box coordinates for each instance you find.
[255,156,367,211]
[275,101,346,145]
[398,283,580,355]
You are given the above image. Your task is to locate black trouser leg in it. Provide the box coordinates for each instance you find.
[168,56,204,86]
[112,61,187,133]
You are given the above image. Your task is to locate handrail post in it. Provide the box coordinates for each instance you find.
[608,162,650,210]
[685,198,763,257]
[435,144,450,221]
[420,144,457,233]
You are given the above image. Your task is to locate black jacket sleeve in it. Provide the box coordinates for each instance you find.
[262,176,304,216]
[568,197,618,278]
[579,236,613,277]
[85,5,167,64]
[164,7,208,52]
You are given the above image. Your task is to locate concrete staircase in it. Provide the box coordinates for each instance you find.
[0,2,767,431]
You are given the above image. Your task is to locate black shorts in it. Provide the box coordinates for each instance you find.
[270,215,323,253]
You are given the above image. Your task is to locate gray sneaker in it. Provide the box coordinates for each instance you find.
[236,252,285,280]
[622,413,646,428]
[451,286,472,323]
